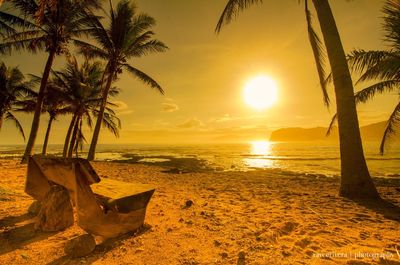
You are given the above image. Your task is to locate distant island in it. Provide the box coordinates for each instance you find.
[269,121,387,142]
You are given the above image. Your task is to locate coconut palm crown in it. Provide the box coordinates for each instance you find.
[74,0,168,161]
[0,61,35,139]
[344,0,400,153]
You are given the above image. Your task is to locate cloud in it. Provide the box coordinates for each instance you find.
[209,114,265,123]
[177,118,203,129]
[358,110,388,122]
[162,102,179,113]
[111,100,134,115]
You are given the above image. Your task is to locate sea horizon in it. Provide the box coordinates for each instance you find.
[1,141,399,178]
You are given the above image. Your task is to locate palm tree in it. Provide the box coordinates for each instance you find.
[0,61,35,139]
[41,86,70,155]
[50,57,121,158]
[342,0,400,154]
[18,83,71,155]
[75,0,168,161]
[216,0,380,199]
[0,0,101,162]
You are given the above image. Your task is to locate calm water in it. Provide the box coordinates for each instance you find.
[0,141,399,178]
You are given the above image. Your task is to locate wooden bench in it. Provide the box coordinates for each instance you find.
[25,155,155,238]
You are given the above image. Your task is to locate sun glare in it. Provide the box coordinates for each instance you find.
[243,75,278,110]
[250,140,271,156]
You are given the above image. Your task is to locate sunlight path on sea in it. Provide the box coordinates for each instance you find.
[243,141,273,168]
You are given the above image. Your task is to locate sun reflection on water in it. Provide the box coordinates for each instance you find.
[244,141,273,168]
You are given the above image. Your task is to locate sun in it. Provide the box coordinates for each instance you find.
[243,75,278,110]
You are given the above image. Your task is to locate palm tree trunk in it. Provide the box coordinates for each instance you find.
[42,115,54,156]
[63,113,77,157]
[312,0,379,199]
[68,116,80,158]
[87,71,114,161]
[21,50,56,163]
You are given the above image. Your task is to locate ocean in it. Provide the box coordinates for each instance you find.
[1,141,399,178]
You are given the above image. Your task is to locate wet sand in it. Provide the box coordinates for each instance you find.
[0,159,399,264]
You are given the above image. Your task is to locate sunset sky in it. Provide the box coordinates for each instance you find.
[0,0,396,145]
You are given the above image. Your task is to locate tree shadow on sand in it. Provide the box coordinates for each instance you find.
[353,197,400,222]
[0,219,57,255]
[46,224,151,265]
[0,213,31,227]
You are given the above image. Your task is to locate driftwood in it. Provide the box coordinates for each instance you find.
[25,155,155,238]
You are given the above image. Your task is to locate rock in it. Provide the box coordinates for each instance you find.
[64,234,96,258]
[28,201,41,216]
[220,252,228,259]
[34,185,73,232]
[214,240,221,247]
[237,251,246,265]
[183,200,193,209]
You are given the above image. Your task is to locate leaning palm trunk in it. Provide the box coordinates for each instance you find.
[68,116,80,158]
[87,71,114,161]
[63,113,78,157]
[312,0,379,199]
[42,115,55,155]
[22,50,56,163]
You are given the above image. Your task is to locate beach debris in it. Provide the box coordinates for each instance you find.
[214,240,222,247]
[237,251,246,265]
[34,185,73,232]
[220,252,228,259]
[183,200,193,209]
[64,234,96,258]
[27,200,41,216]
[135,247,145,253]
[278,221,298,235]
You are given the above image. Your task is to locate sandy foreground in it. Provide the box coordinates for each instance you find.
[0,159,399,265]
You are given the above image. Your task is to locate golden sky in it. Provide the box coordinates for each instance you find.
[0,0,397,145]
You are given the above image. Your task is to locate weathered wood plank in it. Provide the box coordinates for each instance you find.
[91,178,155,213]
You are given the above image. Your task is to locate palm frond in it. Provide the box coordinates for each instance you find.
[383,0,400,49]
[380,101,400,154]
[0,10,39,31]
[347,49,394,74]
[127,39,168,57]
[357,56,400,83]
[326,113,337,136]
[216,0,263,33]
[0,36,46,54]
[73,39,109,60]
[123,63,164,94]
[354,80,400,104]
[5,111,25,140]
[305,0,329,107]
[101,111,120,137]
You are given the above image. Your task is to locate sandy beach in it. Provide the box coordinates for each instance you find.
[0,158,399,265]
